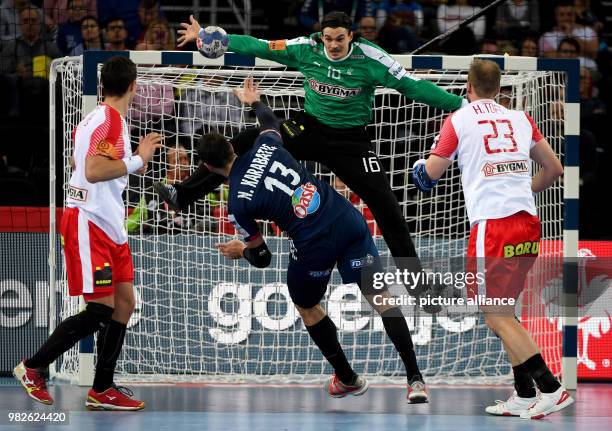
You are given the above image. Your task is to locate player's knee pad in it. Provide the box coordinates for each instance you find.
[85,302,114,324]
[68,303,114,336]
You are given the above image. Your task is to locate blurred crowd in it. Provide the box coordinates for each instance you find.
[0,0,609,239]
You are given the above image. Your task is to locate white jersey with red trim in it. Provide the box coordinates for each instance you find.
[431,99,543,225]
[67,103,131,244]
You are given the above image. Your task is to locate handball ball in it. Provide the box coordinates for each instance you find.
[196,26,229,59]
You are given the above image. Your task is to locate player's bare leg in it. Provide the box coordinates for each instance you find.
[483,307,573,419]
[364,291,428,403]
[86,282,144,411]
[295,304,369,398]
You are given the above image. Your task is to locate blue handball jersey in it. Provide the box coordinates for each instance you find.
[227,130,354,244]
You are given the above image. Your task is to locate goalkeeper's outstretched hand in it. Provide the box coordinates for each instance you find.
[412,159,437,193]
[177,14,201,47]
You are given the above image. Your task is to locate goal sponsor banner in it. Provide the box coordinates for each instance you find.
[1,233,610,380]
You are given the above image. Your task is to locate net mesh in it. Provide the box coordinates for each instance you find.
[51,57,565,383]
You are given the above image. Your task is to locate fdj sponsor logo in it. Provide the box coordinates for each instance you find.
[504,241,539,257]
[307,79,361,99]
[482,160,529,177]
[291,182,320,218]
[350,254,375,269]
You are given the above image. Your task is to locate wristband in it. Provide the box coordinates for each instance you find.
[123,155,144,174]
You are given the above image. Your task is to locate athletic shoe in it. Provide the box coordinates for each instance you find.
[325,374,369,398]
[485,391,536,416]
[86,385,145,411]
[13,360,53,405]
[407,379,429,404]
[153,182,180,212]
[520,386,574,420]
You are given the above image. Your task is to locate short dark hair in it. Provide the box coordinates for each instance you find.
[558,37,580,53]
[321,11,353,32]
[105,16,124,29]
[198,133,234,168]
[101,56,137,97]
[80,15,98,26]
[468,60,501,99]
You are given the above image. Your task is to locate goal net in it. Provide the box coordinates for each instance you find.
[50,54,567,384]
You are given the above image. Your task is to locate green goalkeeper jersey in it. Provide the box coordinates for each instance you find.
[228,34,463,129]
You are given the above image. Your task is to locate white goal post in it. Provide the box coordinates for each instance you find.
[49,51,580,388]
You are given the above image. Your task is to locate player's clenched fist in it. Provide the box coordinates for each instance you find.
[215,239,246,259]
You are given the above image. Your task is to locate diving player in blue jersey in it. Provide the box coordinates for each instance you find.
[207,77,429,402]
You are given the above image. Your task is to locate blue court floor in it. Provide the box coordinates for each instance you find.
[0,379,610,431]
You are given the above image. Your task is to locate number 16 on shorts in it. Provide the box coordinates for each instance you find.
[362,155,381,173]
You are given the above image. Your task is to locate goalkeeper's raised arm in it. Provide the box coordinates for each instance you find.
[178,12,463,128]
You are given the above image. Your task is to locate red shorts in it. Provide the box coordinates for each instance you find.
[61,207,134,300]
[467,211,541,301]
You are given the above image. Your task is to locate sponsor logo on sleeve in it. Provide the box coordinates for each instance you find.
[94,139,118,159]
[388,61,407,80]
[269,40,287,50]
[482,160,529,177]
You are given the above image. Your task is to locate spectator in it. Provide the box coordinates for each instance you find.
[0,7,61,77]
[357,16,378,43]
[97,0,140,44]
[299,0,373,32]
[69,15,103,55]
[126,143,198,234]
[0,6,61,119]
[494,0,539,40]
[44,0,96,27]
[372,1,424,35]
[574,0,603,34]
[538,1,597,59]
[480,38,498,55]
[136,0,160,45]
[134,18,173,51]
[437,0,485,42]
[498,86,513,109]
[520,35,538,56]
[556,37,598,74]
[580,67,606,151]
[1,0,35,41]
[104,16,129,50]
[129,81,174,136]
[56,0,88,54]
[377,7,419,53]
[178,76,242,137]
